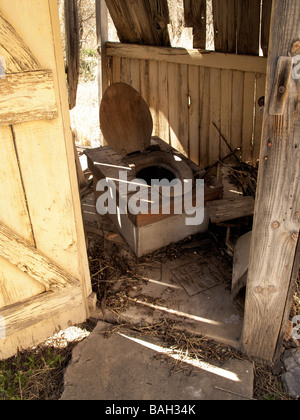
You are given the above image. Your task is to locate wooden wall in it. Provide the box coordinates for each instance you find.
[105,0,273,56]
[106,43,267,167]
[212,0,272,56]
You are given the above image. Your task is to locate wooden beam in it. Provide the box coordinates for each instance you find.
[0,222,79,292]
[243,0,300,362]
[0,287,83,338]
[0,10,41,73]
[106,42,268,73]
[0,70,58,125]
[206,197,255,223]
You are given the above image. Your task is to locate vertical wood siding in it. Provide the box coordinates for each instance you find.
[106,44,267,167]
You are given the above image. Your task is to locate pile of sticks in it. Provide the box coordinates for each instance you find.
[208,122,258,198]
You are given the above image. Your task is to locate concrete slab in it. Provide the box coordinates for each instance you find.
[61,321,254,401]
[103,255,243,349]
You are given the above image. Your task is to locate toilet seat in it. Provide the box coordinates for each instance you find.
[126,150,193,179]
[100,82,153,155]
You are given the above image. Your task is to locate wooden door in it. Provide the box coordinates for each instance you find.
[0,0,91,359]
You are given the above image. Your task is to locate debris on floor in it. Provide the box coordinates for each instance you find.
[60,321,255,401]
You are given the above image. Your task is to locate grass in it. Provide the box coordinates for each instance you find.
[0,349,66,400]
[80,48,98,82]
[0,325,92,400]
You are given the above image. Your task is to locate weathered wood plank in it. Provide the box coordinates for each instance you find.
[0,222,79,291]
[0,256,45,309]
[0,126,33,244]
[241,72,256,163]
[157,60,169,144]
[261,0,273,57]
[178,63,189,156]
[120,57,131,84]
[168,62,180,152]
[0,10,41,73]
[105,0,170,46]
[112,56,121,83]
[148,60,159,136]
[96,0,109,105]
[0,70,58,125]
[106,42,268,73]
[207,197,255,223]
[0,287,83,338]
[184,0,206,49]
[230,71,244,156]
[253,73,266,164]
[243,0,300,362]
[140,59,150,107]
[188,65,200,164]
[212,0,236,53]
[209,68,221,165]
[64,0,79,109]
[237,0,261,56]
[220,69,233,159]
[199,66,210,167]
[105,0,137,44]
[168,62,189,156]
[130,58,140,92]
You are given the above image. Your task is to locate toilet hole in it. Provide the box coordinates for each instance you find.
[136,166,177,186]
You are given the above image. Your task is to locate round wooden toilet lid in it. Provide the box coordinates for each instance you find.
[100,82,153,155]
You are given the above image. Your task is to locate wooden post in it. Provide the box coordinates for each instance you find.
[96,0,108,106]
[242,0,300,362]
[96,0,108,146]
[64,0,80,110]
